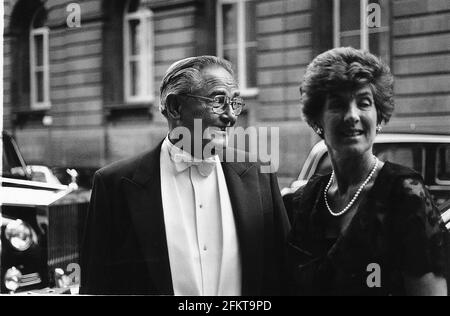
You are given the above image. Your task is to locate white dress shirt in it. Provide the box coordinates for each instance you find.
[160,137,242,296]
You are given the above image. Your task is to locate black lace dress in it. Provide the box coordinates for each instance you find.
[286,161,447,296]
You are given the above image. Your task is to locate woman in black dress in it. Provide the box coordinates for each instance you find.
[287,47,447,296]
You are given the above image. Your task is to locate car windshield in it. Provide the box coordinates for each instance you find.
[315,143,426,177]
[2,133,29,179]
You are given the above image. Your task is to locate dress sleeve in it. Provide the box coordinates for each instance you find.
[392,176,447,277]
[283,185,306,226]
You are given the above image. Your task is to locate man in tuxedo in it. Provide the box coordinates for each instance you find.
[80,56,290,295]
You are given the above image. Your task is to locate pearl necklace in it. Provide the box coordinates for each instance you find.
[324,157,379,217]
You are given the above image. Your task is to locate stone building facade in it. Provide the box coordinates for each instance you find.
[3,0,450,186]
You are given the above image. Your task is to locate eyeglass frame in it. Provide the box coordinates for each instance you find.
[178,94,245,115]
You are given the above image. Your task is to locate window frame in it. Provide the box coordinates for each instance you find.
[333,0,390,53]
[123,6,155,104]
[436,145,450,185]
[29,26,50,110]
[216,0,258,97]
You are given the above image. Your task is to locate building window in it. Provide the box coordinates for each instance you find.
[216,0,257,96]
[123,1,154,103]
[30,26,50,109]
[333,0,390,63]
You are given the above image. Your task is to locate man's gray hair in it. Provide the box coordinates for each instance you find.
[159,55,235,116]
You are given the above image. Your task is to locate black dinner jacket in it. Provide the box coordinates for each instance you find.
[80,141,290,295]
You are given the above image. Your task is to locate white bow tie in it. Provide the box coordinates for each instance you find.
[170,151,217,177]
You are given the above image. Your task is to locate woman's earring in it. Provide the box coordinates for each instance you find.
[315,126,324,136]
[376,125,382,133]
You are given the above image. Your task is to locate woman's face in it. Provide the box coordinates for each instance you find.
[319,85,378,159]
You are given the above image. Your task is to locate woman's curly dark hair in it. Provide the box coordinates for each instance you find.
[300,47,394,128]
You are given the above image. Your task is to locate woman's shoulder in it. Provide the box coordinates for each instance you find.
[381,164,447,278]
[380,161,426,196]
[381,161,422,180]
[379,161,441,228]
[374,161,424,197]
[291,173,329,203]
[285,174,329,223]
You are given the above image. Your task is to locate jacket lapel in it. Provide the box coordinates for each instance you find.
[221,161,264,295]
[122,142,173,295]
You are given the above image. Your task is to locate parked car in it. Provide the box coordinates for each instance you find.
[281,133,450,208]
[1,131,90,294]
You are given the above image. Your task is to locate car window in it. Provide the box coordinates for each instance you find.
[314,143,426,177]
[316,154,333,176]
[373,143,425,176]
[2,134,28,179]
[436,145,450,182]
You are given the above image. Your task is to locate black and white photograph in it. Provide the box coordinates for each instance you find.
[1,0,450,299]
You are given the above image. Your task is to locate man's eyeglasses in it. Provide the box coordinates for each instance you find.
[181,94,245,115]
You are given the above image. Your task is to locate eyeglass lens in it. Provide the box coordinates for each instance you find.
[212,96,243,114]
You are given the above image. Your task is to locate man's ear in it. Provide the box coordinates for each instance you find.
[166,94,182,120]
